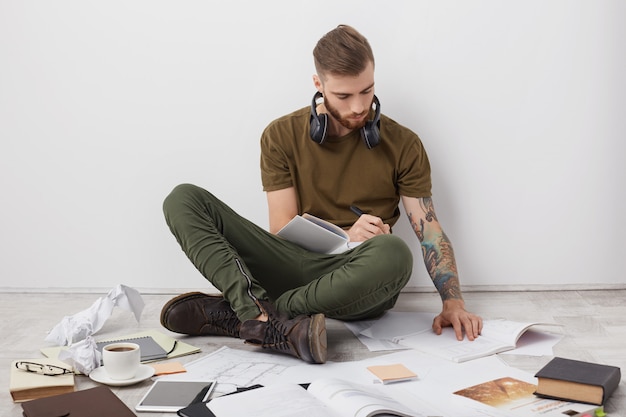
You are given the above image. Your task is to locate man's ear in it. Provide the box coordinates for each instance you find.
[312,74,323,92]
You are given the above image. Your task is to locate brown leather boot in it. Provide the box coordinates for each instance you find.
[239,301,327,364]
[160,292,241,337]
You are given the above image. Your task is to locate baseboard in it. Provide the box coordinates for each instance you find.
[404,283,626,292]
[1,283,625,294]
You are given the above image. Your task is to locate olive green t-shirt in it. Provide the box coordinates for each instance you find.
[260,106,432,228]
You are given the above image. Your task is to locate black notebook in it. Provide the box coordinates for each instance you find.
[22,385,136,417]
[96,335,168,362]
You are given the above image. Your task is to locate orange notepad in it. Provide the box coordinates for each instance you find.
[367,363,418,384]
[149,361,187,376]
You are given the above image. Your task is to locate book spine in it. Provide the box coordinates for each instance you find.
[602,368,621,404]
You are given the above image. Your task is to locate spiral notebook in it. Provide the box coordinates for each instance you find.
[96,335,168,362]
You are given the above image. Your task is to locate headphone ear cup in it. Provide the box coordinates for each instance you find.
[361,120,380,149]
[360,95,381,149]
[310,92,328,144]
[310,112,328,145]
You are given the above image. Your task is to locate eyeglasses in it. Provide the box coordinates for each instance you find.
[15,361,73,376]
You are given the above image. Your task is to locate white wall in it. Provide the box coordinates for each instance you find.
[1,0,624,292]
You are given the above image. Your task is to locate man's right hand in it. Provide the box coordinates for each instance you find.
[347,214,390,242]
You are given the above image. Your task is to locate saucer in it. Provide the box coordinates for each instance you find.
[89,364,155,386]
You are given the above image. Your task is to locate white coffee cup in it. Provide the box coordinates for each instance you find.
[102,342,140,380]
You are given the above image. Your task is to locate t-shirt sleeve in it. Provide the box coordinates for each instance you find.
[396,134,432,198]
[260,123,293,192]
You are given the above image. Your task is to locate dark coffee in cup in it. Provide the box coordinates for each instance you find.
[102,342,141,380]
[108,347,134,352]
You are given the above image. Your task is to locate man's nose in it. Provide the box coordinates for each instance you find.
[351,98,367,115]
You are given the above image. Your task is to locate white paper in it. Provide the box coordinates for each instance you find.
[394,320,562,362]
[44,284,144,374]
[160,346,305,395]
[358,311,435,340]
[167,346,592,417]
[57,336,102,375]
[504,329,563,356]
[355,313,561,358]
[207,383,338,417]
[343,319,409,352]
[45,284,145,346]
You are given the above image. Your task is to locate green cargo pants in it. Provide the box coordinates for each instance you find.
[163,184,413,322]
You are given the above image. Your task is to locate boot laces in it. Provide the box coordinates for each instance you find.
[261,317,293,353]
[205,310,241,337]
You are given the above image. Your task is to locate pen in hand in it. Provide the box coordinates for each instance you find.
[349,205,365,217]
[350,205,390,236]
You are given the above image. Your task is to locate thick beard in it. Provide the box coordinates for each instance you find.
[325,98,372,131]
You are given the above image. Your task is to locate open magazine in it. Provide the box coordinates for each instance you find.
[454,376,601,417]
[393,319,561,363]
[206,378,424,417]
[277,213,361,254]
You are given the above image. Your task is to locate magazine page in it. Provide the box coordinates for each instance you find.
[394,320,560,363]
[394,326,508,363]
[453,377,600,417]
[307,377,424,417]
[478,320,560,347]
[206,383,339,417]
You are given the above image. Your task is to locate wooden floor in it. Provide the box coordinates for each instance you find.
[1,290,624,416]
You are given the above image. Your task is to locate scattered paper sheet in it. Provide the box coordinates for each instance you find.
[160,346,304,396]
[45,284,145,346]
[343,318,409,352]
[57,336,101,375]
[43,284,145,375]
[359,311,436,340]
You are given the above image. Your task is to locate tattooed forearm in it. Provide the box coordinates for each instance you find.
[422,231,461,299]
[419,197,437,223]
[407,198,462,300]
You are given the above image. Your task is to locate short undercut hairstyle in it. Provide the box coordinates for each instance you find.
[313,25,375,79]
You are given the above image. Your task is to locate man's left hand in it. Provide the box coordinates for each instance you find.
[432,299,483,341]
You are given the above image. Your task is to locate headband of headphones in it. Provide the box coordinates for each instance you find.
[309,92,381,149]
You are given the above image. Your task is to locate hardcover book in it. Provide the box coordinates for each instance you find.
[10,358,75,402]
[534,357,621,405]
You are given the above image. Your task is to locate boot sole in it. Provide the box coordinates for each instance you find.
[308,313,327,364]
[160,291,223,330]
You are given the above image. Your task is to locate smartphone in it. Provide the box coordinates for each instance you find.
[135,379,217,413]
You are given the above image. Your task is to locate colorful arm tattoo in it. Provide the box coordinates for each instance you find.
[407,198,462,300]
